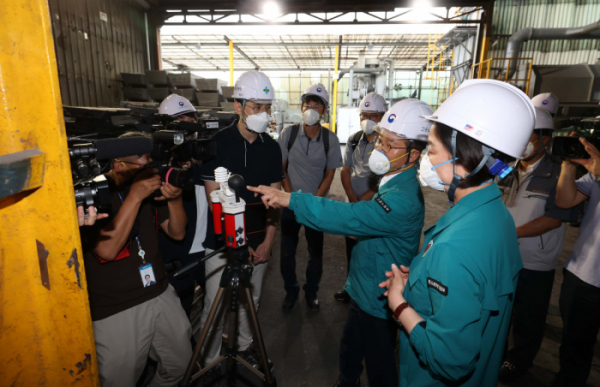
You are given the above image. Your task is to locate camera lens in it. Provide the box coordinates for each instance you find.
[563,140,583,158]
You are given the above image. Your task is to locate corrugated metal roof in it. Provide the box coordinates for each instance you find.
[160,33,432,70]
[489,0,600,65]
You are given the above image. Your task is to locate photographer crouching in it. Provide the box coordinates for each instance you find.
[80,131,192,387]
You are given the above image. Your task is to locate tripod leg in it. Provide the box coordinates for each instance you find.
[244,287,275,385]
[182,287,225,386]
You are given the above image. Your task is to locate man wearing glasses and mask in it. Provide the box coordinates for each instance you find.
[277,83,343,312]
[197,71,284,375]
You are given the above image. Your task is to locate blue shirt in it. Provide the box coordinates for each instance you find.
[401,183,522,386]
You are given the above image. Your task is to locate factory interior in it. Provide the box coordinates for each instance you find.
[2,0,600,386]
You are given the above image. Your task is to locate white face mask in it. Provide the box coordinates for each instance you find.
[418,154,455,191]
[244,111,270,133]
[522,139,539,159]
[303,109,321,126]
[368,149,411,175]
[361,119,376,135]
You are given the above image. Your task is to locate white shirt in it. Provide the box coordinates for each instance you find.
[188,184,208,254]
[564,173,600,288]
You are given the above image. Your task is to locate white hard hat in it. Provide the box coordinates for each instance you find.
[301,83,329,107]
[534,107,555,130]
[233,71,275,102]
[374,99,433,142]
[424,79,536,159]
[359,93,387,113]
[532,92,559,115]
[158,94,196,117]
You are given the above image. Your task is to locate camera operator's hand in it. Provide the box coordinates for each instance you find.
[130,168,162,202]
[154,182,183,201]
[77,205,109,226]
[571,137,600,177]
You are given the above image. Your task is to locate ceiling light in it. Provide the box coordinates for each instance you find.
[367,43,374,51]
[195,42,201,50]
[263,2,281,21]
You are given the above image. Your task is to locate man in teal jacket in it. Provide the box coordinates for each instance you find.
[249,99,432,387]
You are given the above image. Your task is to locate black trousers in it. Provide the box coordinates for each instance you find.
[344,237,358,275]
[555,268,600,387]
[339,299,398,387]
[280,208,324,295]
[506,268,555,369]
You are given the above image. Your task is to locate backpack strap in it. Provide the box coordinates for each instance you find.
[285,124,300,174]
[350,130,363,153]
[287,124,300,153]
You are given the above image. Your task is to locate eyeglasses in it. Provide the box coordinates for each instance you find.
[374,138,408,153]
[303,103,323,110]
[360,113,382,121]
[245,103,272,114]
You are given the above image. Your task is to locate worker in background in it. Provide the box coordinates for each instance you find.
[532,92,559,116]
[277,83,343,312]
[497,107,579,383]
[250,98,430,387]
[197,71,283,379]
[80,131,192,386]
[380,79,534,386]
[156,94,212,317]
[553,135,600,386]
[335,92,386,303]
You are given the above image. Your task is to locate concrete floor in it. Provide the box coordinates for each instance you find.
[252,167,600,387]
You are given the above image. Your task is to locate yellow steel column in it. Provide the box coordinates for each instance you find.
[229,40,234,86]
[0,0,99,386]
[331,45,340,134]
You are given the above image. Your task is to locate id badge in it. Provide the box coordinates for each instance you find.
[140,264,156,288]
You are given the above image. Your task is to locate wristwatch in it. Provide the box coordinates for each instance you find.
[393,301,412,326]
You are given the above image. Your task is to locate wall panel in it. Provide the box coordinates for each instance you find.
[48,0,154,107]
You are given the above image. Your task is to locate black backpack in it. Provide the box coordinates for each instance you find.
[285,124,330,174]
[348,130,364,153]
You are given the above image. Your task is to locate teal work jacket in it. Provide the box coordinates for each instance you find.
[289,168,425,319]
[400,183,522,386]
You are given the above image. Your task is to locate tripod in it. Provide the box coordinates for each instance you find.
[175,170,276,387]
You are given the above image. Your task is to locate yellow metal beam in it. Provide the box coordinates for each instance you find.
[0,0,99,386]
[229,40,234,86]
[331,45,340,134]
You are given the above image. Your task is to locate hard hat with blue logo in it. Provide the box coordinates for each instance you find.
[532,92,559,115]
[374,99,433,142]
[301,83,330,107]
[233,71,275,102]
[359,92,387,113]
[158,94,196,117]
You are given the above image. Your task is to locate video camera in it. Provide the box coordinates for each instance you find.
[551,118,600,159]
[69,137,153,211]
[149,115,219,190]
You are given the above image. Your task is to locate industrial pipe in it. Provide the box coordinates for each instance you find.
[348,69,354,107]
[338,68,384,80]
[383,58,395,103]
[502,20,600,79]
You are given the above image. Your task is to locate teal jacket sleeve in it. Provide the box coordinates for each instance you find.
[289,191,413,237]
[408,244,490,381]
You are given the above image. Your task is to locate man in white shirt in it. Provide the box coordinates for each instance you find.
[554,136,600,387]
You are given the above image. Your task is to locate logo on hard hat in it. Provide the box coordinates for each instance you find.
[542,100,549,105]
[316,87,322,93]
[464,124,474,132]
[263,87,270,94]
[388,114,396,123]
[179,102,184,106]
[475,130,483,137]
[365,102,371,107]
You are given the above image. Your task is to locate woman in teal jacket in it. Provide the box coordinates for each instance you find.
[249,99,432,387]
[380,79,537,386]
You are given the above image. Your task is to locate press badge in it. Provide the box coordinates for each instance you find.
[139,264,157,288]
